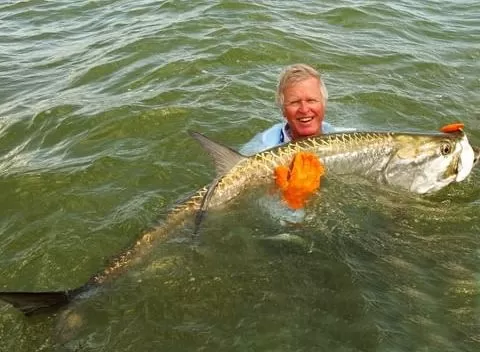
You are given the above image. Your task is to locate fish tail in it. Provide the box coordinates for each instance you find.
[0,284,90,316]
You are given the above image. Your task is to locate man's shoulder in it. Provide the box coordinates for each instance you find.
[240,123,284,155]
[259,122,285,144]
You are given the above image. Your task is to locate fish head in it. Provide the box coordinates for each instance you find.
[384,132,477,194]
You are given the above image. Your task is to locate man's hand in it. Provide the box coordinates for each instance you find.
[274,152,325,209]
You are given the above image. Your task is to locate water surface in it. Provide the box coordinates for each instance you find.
[0,1,479,351]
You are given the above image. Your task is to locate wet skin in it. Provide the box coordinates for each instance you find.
[282,76,326,140]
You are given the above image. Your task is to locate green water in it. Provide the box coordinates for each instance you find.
[0,0,479,351]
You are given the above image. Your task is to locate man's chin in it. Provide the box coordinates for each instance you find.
[296,127,319,138]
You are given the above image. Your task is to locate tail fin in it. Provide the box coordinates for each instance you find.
[0,285,88,316]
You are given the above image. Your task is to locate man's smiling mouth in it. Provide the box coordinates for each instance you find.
[298,117,314,123]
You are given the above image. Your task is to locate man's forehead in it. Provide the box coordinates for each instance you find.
[286,76,319,86]
[284,80,322,96]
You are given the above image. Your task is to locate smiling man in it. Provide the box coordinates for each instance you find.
[241,63,347,155]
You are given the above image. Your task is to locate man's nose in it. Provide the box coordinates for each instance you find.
[298,101,309,113]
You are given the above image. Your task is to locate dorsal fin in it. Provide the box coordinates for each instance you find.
[189,131,245,175]
[189,131,246,234]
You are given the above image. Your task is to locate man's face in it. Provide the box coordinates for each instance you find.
[282,76,325,140]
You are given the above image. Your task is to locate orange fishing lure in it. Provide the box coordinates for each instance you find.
[440,122,464,133]
[274,152,325,209]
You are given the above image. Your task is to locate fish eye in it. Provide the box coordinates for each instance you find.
[440,142,453,155]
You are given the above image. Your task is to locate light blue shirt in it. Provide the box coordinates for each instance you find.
[240,121,346,156]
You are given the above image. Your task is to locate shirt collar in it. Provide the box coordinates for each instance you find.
[281,123,292,143]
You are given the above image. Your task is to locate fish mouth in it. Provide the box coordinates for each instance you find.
[473,146,480,166]
[455,135,476,182]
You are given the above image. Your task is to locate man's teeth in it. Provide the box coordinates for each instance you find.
[298,117,313,122]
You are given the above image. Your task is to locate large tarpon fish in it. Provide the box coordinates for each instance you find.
[0,128,478,315]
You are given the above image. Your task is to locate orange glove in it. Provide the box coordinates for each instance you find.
[274,152,325,209]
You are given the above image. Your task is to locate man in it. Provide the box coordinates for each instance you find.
[240,63,346,220]
[241,63,343,155]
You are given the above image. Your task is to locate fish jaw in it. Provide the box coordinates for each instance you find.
[455,134,475,182]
